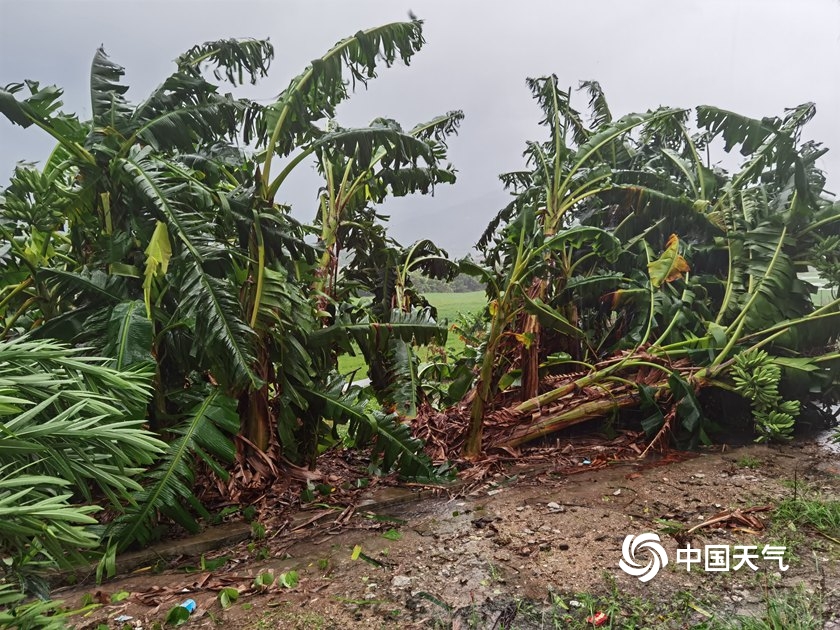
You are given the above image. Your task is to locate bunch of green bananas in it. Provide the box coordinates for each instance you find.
[730,350,800,441]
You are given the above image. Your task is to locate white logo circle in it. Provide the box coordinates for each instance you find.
[619,532,669,582]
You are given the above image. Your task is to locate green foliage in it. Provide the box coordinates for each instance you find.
[737,455,762,469]
[218,587,239,609]
[0,20,460,570]
[775,494,840,538]
[0,582,66,630]
[721,587,823,630]
[312,306,449,419]
[465,79,840,452]
[0,338,162,619]
[165,603,192,625]
[307,381,437,480]
[108,389,239,550]
[102,300,154,369]
[253,572,275,589]
[259,19,426,167]
[382,528,402,541]
[409,272,483,294]
[278,570,299,589]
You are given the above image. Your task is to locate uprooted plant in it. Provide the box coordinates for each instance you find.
[450,78,840,458]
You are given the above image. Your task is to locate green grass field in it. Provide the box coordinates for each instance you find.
[337,291,486,377]
[423,290,486,323]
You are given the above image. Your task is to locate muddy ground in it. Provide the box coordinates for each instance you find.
[60,437,840,629]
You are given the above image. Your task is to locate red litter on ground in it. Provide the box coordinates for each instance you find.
[586,611,609,626]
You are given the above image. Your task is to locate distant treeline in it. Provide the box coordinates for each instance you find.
[411,272,484,293]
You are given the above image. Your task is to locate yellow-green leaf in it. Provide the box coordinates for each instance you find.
[648,234,690,288]
[143,221,172,318]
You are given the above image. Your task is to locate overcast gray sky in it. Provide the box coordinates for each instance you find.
[2,0,839,255]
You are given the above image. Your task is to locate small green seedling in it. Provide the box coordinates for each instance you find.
[738,455,762,469]
[202,555,229,571]
[242,505,257,522]
[251,522,266,540]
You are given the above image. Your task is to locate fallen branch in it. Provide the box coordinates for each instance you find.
[495,392,640,449]
[686,505,772,534]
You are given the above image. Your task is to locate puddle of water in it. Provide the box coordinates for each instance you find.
[818,429,840,455]
[817,404,840,455]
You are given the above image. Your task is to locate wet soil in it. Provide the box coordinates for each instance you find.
[60,439,840,629]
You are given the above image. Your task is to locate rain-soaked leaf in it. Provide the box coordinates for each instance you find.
[278,570,299,588]
[253,572,275,589]
[382,528,402,541]
[218,587,239,609]
[648,234,689,288]
[165,605,190,626]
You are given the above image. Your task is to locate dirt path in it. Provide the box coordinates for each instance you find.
[62,439,840,629]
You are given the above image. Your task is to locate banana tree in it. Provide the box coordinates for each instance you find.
[481,77,685,402]
[1,19,459,547]
[463,86,840,456]
[462,205,622,456]
[344,236,458,416]
[310,112,462,302]
[307,116,461,416]
[463,79,684,456]
[0,42,299,546]
[241,18,463,460]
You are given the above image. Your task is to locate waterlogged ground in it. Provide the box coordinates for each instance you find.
[62,438,840,629]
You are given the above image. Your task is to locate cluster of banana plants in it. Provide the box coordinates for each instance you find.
[459,78,840,457]
[0,16,460,586]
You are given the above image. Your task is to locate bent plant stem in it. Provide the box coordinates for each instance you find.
[812,352,840,364]
[1,296,37,338]
[710,299,840,376]
[248,208,266,329]
[798,212,840,237]
[464,235,531,457]
[502,357,686,449]
[513,357,675,415]
[660,296,840,366]
[707,225,788,373]
[0,277,33,314]
[714,236,737,325]
[651,274,695,349]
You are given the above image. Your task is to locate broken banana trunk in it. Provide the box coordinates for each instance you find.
[492,387,641,449]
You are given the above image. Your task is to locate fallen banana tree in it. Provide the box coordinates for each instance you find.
[428,86,840,460]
